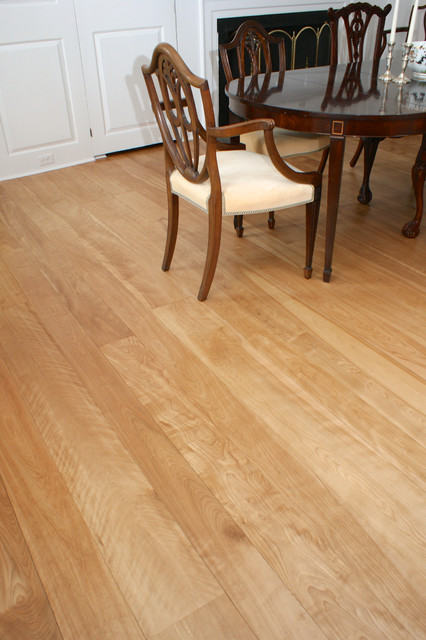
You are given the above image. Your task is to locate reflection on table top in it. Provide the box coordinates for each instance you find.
[226,61,426,121]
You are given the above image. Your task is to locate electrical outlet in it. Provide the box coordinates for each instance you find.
[39,153,55,167]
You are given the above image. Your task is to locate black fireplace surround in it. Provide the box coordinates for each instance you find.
[217,11,331,124]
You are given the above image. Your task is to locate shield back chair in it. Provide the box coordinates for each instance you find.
[349,4,426,183]
[219,19,330,237]
[142,43,322,301]
[328,2,392,204]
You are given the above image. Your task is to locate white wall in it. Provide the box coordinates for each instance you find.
[1,0,421,180]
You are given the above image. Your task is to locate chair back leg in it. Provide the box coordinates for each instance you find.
[233,214,244,237]
[318,147,330,175]
[267,211,275,229]
[162,188,179,272]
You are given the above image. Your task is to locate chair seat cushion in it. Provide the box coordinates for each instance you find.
[242,128,329,157]
[170,150,315,216]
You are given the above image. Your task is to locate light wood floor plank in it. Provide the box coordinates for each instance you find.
[150,595,258,640]
[0,355,146,640]
[0,134,424,639]
[0,474,62,640]
[151,298,424,639]
[0,297,222,638]
[1,248,327,640]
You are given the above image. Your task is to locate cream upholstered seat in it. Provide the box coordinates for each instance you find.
[142,43,322,301]
[219,19,329,236]
[170,150,315,216]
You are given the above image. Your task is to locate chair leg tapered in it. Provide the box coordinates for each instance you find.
[304,198,320,279]
[268,211,275,229]
[318,147,330,175]
[234,214,244,237]
[198,204,222,301]
[350,139,364,167]
[162,190,179,271]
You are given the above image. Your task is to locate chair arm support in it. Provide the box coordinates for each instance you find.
[207,122,321,188]
[263,129,322,188]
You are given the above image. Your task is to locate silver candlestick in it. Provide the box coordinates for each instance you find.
[379,81,389,114]
[393,42,412,84]
[379,42,395,82]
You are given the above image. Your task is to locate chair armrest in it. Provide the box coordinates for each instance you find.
[207,118,275,139]
[207,119,275,151]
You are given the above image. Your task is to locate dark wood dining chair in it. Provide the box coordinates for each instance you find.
[142,43,322,301]
[349,4,426,176]
[219,19,330,237]
[328,2,392,204]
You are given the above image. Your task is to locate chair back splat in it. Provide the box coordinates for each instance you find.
[328,2,392,205]
[220,19,285,83]
[143,43,322,301]
[143,43,212,185]
[328,2,392,66]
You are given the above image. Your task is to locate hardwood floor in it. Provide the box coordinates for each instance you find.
[0,134,425,640]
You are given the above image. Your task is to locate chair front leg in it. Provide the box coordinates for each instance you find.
[162,188,179,271]
[304,197,320,279]
[198,200,223,301]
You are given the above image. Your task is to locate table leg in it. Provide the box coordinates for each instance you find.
[323,135,346,282]
[402,133,425,238]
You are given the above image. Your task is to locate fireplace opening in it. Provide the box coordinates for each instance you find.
[217,11,331,124]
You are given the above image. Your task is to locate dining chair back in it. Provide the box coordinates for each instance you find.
[328,2,392,66]
[328,2,392,205]
[142,43,322,300]
[219,19,329,236]
[220,19,285,81]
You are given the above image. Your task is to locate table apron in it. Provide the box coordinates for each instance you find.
[228,100,426,138]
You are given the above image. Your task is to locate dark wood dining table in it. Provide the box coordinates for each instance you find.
[225,60,426,281]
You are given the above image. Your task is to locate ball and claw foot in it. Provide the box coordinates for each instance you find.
[402,219,420,238]
[357,185,372,205]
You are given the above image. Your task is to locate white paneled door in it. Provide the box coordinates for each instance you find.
[0,0,94,180]
[74,0,177,156]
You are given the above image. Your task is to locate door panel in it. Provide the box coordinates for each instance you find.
[74,0,177,156]
[0,0,93,180]
[1,40,74,151]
